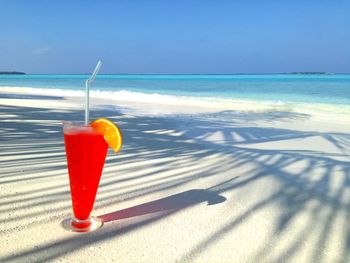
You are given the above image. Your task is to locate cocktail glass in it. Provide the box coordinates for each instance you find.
[61,121,108,232]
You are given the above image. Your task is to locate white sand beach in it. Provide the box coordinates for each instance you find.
[1,89,350,263]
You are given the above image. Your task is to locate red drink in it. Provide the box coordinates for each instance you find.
[62,122,108,231]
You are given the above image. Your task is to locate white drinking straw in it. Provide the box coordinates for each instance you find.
[85,61,102,125]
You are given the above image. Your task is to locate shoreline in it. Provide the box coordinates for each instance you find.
[1,86,350,122]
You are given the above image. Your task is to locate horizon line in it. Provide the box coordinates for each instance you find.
[2,72,350,75]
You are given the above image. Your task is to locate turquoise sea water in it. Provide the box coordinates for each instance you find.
[1,74,350,106]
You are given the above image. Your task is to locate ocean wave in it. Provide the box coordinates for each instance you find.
[0,86,251,103]
[2,86,350,116]
[0,86,85,97]
[0,86,288,110]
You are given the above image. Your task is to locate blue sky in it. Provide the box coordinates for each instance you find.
[1,1,349,74]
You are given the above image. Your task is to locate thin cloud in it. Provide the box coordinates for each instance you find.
[32,47,51,55]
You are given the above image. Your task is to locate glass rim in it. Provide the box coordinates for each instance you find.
[63,121,95,134]
[63,121,89,127]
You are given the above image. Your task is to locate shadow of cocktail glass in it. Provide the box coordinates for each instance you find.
[98,189,226,223]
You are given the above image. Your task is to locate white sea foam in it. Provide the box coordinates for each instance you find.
[0,86,85,97]
[0,86,266,109]
[2,86,350,117]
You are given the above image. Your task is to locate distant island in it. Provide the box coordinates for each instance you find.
[0,71,25,75]
[290,72,328,75]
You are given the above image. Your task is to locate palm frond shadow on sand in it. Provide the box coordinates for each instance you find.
[1,101,350,262]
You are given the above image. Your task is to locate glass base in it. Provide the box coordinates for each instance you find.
[61,216,103,232]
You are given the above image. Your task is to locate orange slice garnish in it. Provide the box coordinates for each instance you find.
[91,118,122,153]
